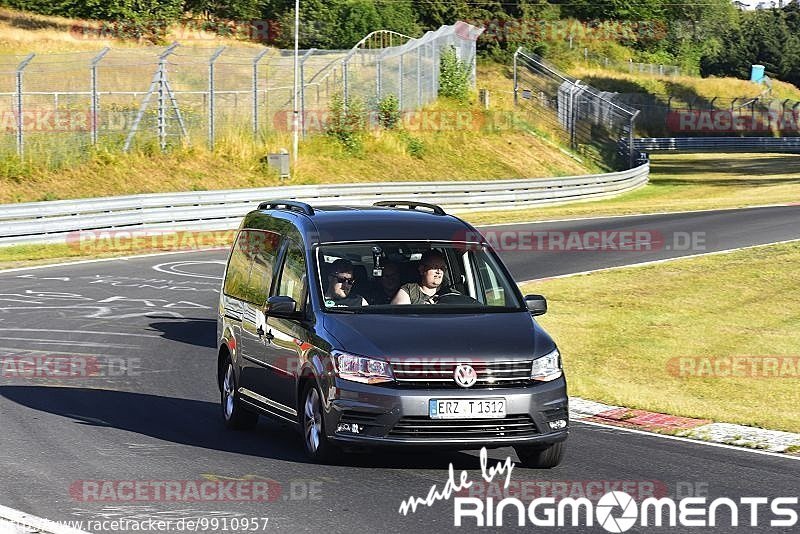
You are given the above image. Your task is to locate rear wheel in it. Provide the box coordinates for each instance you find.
[514,441,565,469]
[301,382,339,463]
[221,359,258,430]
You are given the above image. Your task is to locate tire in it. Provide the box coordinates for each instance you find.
[220,358,258,430]
[514,441,565,469]
[301,382,339,463]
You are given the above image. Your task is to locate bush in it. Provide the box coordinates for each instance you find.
[377,94,401,129]
[399,132,425,159]
[439,46,471,102]
[326,91,367,154]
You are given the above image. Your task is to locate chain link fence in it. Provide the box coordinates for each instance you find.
[512,48,643,170]
[0,22,482,162]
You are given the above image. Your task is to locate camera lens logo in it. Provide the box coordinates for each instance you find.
[595,491,638,533]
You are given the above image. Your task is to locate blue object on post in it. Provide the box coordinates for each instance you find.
[750,64,765,83]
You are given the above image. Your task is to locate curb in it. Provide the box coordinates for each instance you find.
[569,397,800,454]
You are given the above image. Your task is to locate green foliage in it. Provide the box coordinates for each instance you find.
[377,94,400,129]
[401,133,425,159]
[439,46,471,102]
[326,91,367,154]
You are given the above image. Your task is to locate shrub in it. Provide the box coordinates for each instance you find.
[377,94,401,129]
[439,46,471,102]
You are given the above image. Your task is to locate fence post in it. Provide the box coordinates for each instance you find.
[398,51,404,110]
[513,47,520,107]
[629,110,640,169]
[15,53,34,157]
[252,49,269,137]
[90,47,109,146]
[416,46,422,107]
[299,48,316,138]
[376,52,382,99]
[208,46,225,150]
[343,60,349,113]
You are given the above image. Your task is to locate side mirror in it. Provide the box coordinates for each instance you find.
[265,295,297,317]
[524,294,547,316]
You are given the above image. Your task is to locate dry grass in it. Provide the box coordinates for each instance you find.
[521,241,800,433]
[0,7,263,55]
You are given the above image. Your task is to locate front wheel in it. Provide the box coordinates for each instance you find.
[301,383,339,463]
[221,360,258,430]
[514,441,565,469]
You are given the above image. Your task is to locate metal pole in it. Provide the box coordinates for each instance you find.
[208,46,225,150]
[299,48,315,138]
[416,46,422,107]
[343,60,349,112]
[513,48,520,107]
[252,48,268,137]
[158,58,167,150]
[629,111,639,169]
[15,53,34,157]
[398,52,404,110]
[292,0,300,163]
[377,54,382,99]
[90,47,110,146]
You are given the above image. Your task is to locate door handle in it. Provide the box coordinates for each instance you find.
[256,326,264,337]
[265,330,275,342]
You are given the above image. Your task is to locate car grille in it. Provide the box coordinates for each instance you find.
[387,414,538,439]
[391,359,532,388]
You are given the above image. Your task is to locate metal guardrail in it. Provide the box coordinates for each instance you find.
[0,164,649,245]
[633,137,800,153]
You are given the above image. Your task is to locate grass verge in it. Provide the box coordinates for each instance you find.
[465,152,800,226]
[520,242,800,434]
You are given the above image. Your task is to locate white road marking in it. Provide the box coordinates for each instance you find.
[574,420,800,462]
[151,261,225,280]
[0,504,88,534]
[0,328,160,338]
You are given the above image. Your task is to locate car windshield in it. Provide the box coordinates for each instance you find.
[316,242,523,313]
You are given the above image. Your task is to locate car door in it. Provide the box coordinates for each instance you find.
[239,230,282,398]
[257,238,311,416]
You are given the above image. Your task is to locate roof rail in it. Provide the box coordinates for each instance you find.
[258,200,314,216]
[373,201,446,216]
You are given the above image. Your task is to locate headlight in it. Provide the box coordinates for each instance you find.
[334,352,394,384]
[531,349,562,382]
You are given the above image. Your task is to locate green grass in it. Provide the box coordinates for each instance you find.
[465,152,800,226]
[520,242,800,433]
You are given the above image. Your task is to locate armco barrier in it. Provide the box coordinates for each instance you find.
[633,137,800,153]
[0,164,649,245]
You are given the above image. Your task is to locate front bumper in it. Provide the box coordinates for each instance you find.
[324,376,569,448]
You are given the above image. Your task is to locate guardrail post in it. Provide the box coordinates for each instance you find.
[300,48,316,138]
[252,49,269,137]
[15,53,34,157]
[208,46,225,150]
[90,47,110,146]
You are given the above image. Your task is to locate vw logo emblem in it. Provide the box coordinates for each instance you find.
[453,364,478,388]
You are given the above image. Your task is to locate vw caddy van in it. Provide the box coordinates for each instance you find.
[217,200,568,467]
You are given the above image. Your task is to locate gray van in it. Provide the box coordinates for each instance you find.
[217,200,568,467]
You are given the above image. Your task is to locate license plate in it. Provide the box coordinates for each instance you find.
[429,398,506,419]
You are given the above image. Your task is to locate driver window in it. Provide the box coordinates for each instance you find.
[277,239,307,309]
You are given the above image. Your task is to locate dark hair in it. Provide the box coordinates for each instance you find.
[419,250,445,267]
[324,259,354,292]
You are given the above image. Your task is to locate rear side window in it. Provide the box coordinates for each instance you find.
[224,229,281,303]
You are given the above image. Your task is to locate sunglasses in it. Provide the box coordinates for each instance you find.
[333,275,354,285]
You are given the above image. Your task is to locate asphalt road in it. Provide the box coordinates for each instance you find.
[1,206,798,533]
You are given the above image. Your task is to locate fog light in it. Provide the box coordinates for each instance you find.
[336,423,360,434]
[548,419,567,430]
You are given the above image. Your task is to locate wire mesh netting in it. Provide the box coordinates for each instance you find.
[514,48,644,170]
[0,22,482,161]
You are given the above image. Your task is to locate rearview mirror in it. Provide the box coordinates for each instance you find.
[524,294,547,316]
[265,295,297,317]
